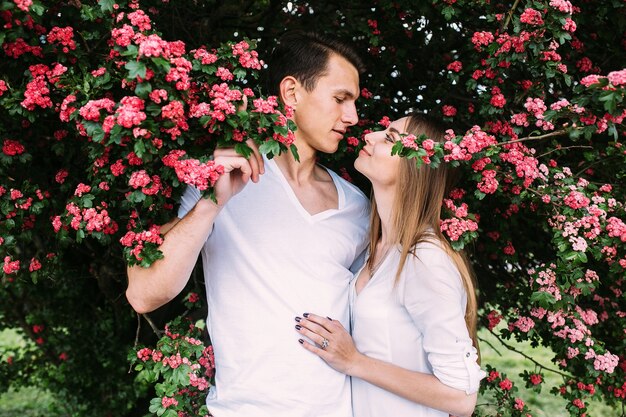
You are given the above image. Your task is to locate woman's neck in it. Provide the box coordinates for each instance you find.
[372,184,395,247]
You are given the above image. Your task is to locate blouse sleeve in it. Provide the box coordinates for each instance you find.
[400,243,486,394]
[177,185,201,219]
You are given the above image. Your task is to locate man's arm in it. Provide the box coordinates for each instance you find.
[126,145,264,313]
[126,198,220,313]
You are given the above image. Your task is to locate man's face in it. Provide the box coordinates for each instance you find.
[292,53,360,154]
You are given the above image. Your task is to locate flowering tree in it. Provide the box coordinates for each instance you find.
[1,0,625,416]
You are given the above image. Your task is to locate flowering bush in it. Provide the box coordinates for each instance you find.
[1,0,625,416]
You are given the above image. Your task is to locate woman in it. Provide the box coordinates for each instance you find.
[294,114,485,417]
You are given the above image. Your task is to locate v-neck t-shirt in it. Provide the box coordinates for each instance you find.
[178,156,370,417]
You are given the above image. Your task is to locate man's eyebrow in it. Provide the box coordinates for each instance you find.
[334,89,357,99]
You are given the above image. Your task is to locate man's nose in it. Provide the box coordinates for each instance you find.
[342,102,358,126]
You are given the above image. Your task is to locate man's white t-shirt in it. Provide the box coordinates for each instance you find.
[178,157,370,417]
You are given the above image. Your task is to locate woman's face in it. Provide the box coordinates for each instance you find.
[354,117,408,187]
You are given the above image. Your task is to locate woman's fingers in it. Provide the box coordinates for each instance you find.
[295,319,330,348]
[301,312,341,333]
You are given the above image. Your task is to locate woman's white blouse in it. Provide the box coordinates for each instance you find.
[350,241,485,417]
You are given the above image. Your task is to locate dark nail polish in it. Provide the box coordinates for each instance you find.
[327,316,332,321]
[303,313,309,318]
[295,324,302,330]
[295,316,301,322]
[298,339,304,344]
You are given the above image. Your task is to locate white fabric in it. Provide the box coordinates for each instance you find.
[350,241,486,417]
[178,157,369,417]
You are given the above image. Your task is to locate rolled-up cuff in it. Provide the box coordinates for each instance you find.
[431,344,486,395]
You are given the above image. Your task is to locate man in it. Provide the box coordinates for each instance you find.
[126,31,370,417]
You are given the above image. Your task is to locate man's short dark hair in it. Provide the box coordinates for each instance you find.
[265,31,365,97]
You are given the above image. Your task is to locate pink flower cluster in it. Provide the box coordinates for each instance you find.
[55,202,118,234]
[129,170,162,195]
[477,170,498,194]
[471,31,494,50]
[549,0,573,14]
[0,80,8,96]
[440,199,478,241]
[593,352,619,373]
[231,40,263,70]
[444,126,497,162]
[606,217,626,242]
[119,224,164,261]
[13,0,32,12]
[116,96,146,128]
[520,8,544,26]
[3,256,20,275]
[2,139,25,156]
[162,150,224,191]
[79,98,116,121]
[47,26,76,52]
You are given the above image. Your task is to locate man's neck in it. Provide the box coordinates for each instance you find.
[273,140,319,184]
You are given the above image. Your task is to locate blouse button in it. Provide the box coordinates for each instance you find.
[466,352,471,357]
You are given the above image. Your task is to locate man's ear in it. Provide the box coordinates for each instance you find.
[279,76,298,108]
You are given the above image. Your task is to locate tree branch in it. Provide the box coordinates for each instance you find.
[502,0,521,31]
[142,313,163,337]
[487,327,574,379]
[496,129,570,146]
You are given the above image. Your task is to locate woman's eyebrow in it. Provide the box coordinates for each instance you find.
[388,127,402,136]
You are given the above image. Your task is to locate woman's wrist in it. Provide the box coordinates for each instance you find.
[346,351,369,378]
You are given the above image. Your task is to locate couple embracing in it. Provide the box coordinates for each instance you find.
[126,31,485,417]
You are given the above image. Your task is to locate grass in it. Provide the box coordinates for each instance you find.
[0,329,60,417]
[477,327,621,416]
[0,327,622,416]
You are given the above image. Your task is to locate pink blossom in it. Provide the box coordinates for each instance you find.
[161,396,178,408]
[0,80,8,96]
[471,31,494,50]
[13,0,32,12]
[400,134,418,150]
[520,9,544,26]
[499,378,513,391]
[477,170,498,194]
[510,113,529,127]
[2,140,25,156]
[514,316,535,332]
[529,374,543,385]
[564,190,590,209]
[446,61,463,72]
[79,98,116,121]
[514,398,525,411]
[129,170,151,189]
[138,34,169,58]
[442,105,457,117]
[550,0,573,14]
[3,256,20,275]
[116,96,146,128]
[580,74,603,87]
[127,10,152,31]
[563,18,577,32]
[607,69,626,86]
[74,183,91,197]
[593,352,618,373]
[28,258,41,272]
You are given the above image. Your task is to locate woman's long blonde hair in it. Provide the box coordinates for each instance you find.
[366,113,480,356]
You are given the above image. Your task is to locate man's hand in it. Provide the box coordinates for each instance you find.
[209,138,265,207]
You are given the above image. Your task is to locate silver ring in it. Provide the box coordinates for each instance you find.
[321,338,329,349]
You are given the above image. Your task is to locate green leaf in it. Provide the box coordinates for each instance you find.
[125,61,147,79]
[234,142,252,158]
[530,291,556,308]
[99,0,115,13]
[259,140,280,157]
[135,82,152,97]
